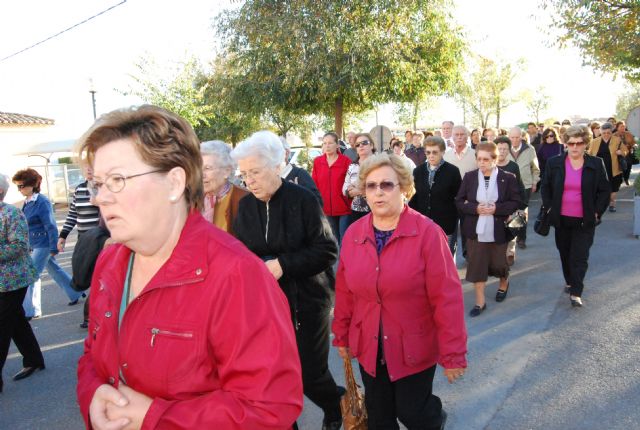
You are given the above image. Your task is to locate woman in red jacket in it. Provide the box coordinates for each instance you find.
[332,153,467,429]
[76,106,303,430]
[312,132,352,245]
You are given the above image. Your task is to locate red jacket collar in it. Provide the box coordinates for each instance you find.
[351,205,420,245]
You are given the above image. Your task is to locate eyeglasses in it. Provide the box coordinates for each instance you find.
[88,170,164,197]
[425,150,441,155]
[545,135,556,139]
[238,165,267,182]
[355,140,371,148]
[16,184,28,189]
[365,181,399,193]
[565,141,585,147]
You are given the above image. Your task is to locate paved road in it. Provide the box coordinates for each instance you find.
[1,168,639,430]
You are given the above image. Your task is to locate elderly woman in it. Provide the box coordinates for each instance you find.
[312,132,352,246]
[200,140,248,235]
[0,174,45,392]
[456,142,521,317]
[12,168,83,319]
[587,122,627,212]
[343,133,377,224]
[333,153,467,428]
[409,136,462,256]
[76,106,303,430]
[541,126,610,307]
[231,130,343,429]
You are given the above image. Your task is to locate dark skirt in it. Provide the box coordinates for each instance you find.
[611,174,623,193]
[465,239,509,282]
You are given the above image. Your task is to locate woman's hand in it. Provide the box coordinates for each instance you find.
[337,346,351,360]
[443,368,465,384]
[89,384,130,430]
[57,238,66,252]
[348,186,361,198]
[616,149,623,156]
[265,259,284,280]
[105,384,153,430]
[477,203,495,215]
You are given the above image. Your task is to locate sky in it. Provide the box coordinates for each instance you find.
[0,0,627,141]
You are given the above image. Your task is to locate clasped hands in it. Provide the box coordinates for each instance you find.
[89,383,152,430]
[477,202,496,215]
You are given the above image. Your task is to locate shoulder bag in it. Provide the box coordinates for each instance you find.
[533,206,551,236]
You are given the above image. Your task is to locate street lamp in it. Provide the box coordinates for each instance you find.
[89,78,97,120]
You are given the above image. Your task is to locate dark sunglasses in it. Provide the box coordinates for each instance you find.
[16,184,28,189]
[425,150,441,155]
[566,141,585,147]
[545,134,556,139]
[355,140,371,148]
[365,180,399,193]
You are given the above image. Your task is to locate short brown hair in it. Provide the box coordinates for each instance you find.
[424,136,446,152]
[476,142,498,159]
[77,105,203,211]
[563,125,589,144]
[358,153,415,199]
[12,168,42,193]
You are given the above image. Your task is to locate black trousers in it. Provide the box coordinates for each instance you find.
[296,307,342,417]
[554,216,595,297]
[0,287,45,377]
[516,188,532,242]
[360,355,443,430]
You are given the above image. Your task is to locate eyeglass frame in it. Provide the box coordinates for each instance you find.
[88,169,165,197]
[365,180,400,193]
[355,140,371,148]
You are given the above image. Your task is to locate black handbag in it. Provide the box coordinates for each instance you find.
[618,142,628,173]
[533,206,551,237]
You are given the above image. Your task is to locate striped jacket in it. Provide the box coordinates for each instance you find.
[59,181,100,239]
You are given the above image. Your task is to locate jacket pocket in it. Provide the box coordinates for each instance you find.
[401,332,434,367]
[347,319,363,357]
[141,325,201,383]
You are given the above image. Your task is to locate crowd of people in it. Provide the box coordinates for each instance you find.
[0,105,636,429]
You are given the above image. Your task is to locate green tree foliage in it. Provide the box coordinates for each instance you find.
[541,0,640,81]
[217,0,465,136]
[524,86,550,124]
[616,81,640,120]
[121,57,213,129]
[456,57,524,129]
[393,96,433,131]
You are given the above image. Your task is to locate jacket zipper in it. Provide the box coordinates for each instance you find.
[150,328,193,347]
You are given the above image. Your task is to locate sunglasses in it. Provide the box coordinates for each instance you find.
[425,150,441,155]
[566,141,585,147]
[545,135,556,139]
[355,140,371,148]
[16,184,28,189]
[365,180,399,193]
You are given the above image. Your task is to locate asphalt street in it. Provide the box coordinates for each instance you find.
[1,167,638,430]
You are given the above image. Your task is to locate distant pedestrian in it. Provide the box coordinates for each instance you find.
[344,133,376,224]
[0,173,45,392]
[587,122,627,212]
[456,142,521,317]
[541,126,610,307]
[12,168,83,319]
[404,131,426,166]
[391,139,417,172]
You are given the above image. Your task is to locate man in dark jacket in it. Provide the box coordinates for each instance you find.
[409,136,461,256]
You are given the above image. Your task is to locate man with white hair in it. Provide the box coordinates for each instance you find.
[442,120,455,149]
[444,125,476,259]
[343,131,358,162]
[508,126,540,249]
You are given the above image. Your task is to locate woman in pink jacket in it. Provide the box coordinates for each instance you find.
[76,106,303,430]
[332,153,467,429]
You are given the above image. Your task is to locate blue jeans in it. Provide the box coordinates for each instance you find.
[23,248,81,317]
[326,215,350,247]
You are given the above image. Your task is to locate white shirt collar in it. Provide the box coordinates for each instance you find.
[25,193,39,203]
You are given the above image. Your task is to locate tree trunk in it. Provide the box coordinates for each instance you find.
[334,98,344,138]
[412,100,418,131]
[496,102,501,129]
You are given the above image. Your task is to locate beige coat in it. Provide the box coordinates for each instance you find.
[588,135,628,177]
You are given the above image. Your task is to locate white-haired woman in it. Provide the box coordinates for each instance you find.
[200,140,248,235]
[0,173,45,393]
[232,130,345,429]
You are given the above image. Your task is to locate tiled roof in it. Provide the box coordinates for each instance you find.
[0,112,54,126]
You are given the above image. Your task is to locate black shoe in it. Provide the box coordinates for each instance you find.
[469,304,486,317]
[570,297,583,307]
[13,365,45,381]
[440,410,448,430]
[496,283,509,302]
[609,206,616,213]
[80,320,89,329]
[517,240,527,249]
[68,299,79,306]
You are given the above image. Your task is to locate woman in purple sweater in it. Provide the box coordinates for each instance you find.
[537,128,564,181]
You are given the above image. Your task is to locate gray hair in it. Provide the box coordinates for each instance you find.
[452,125,469,136]
[231,130,285,168]
[0,173,9,201]
[601,122,614,131]
[442,120,454,127]
[200,140,236,171]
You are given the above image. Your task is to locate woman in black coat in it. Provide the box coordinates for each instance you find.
[408,136,461,256]
[455,142,521,317]
[541,126,610,307]
[231,130,344,429]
